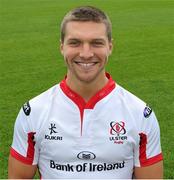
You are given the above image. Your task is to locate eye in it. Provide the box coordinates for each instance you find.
[91,40,105,47]
[67,40,81,47]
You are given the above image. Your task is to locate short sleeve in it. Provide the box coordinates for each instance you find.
[134,109,163,167]
[10,105,39,165]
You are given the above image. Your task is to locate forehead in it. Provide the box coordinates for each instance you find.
[64,21,107,40]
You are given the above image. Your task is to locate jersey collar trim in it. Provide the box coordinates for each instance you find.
[60,73,116,110]
[60,73,116,135]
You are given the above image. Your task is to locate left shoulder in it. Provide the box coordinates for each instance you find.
[115,84,153,118]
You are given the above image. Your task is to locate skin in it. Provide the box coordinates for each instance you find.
[8,155,37,178]
[134,161,163,179]
[8,21,163,179]
[60,21,113,101]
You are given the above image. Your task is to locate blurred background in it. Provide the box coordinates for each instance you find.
[0,0,174,178]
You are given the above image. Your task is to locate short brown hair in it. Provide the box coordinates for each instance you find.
[60,6,112,42]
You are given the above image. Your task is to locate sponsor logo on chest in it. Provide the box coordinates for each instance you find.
[50,160,125,172]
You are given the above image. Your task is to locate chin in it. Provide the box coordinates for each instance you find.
[77,73,99,84]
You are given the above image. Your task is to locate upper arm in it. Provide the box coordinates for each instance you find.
[8,154,37,179]
[9,103,39,178]
[134,160,163,179]
[133,106,163,178]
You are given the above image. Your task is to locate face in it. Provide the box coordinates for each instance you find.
[60,21,113,84]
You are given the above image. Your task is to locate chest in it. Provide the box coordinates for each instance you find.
[38,101,139,163]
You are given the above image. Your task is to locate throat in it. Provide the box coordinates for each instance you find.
[66,75,109,102]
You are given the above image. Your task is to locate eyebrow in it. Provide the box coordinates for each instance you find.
[91,39,106,42]
[66,38,81,43]
[67,38,80,41]
[67,38,106,42]
[91,38,106,41]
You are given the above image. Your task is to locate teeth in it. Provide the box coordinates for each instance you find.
[78,63,95,67]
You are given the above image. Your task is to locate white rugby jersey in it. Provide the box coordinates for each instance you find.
[10,73,163,179]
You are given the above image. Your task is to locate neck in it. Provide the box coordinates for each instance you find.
[66,72,108,102]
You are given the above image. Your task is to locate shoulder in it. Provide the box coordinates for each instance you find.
[30,84,59,109]
[20,84,61,130]
[22,84,59,115]
[115,84,146,108]
[114,84,153,119]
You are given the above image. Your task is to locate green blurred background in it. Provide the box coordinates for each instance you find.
[0,0,174,178]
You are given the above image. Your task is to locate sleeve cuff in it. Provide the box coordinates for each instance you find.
[10,147,34,165]
[139,153,163,167]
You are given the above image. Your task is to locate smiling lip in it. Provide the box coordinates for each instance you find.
[75,61,98,70]
[75,62,97,67]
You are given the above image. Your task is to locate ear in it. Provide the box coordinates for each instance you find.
[60,40,64,55]
[108,39,113,55]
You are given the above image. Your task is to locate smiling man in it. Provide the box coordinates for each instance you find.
[61,20,112,101]
[8,6,163,179]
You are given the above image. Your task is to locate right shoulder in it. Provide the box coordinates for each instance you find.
[17,84,60,132]
[28,84,59,114]
[11,84,62,166]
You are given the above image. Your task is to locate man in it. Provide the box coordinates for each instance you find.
[8,6,163,179]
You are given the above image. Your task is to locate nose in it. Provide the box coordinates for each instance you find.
[79,43,94,59]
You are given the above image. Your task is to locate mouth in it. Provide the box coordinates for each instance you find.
[75,62,97,68]
[74,61,99,71]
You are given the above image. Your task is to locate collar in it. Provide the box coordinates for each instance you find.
[60,72,116,109]
[60,73,116,135]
